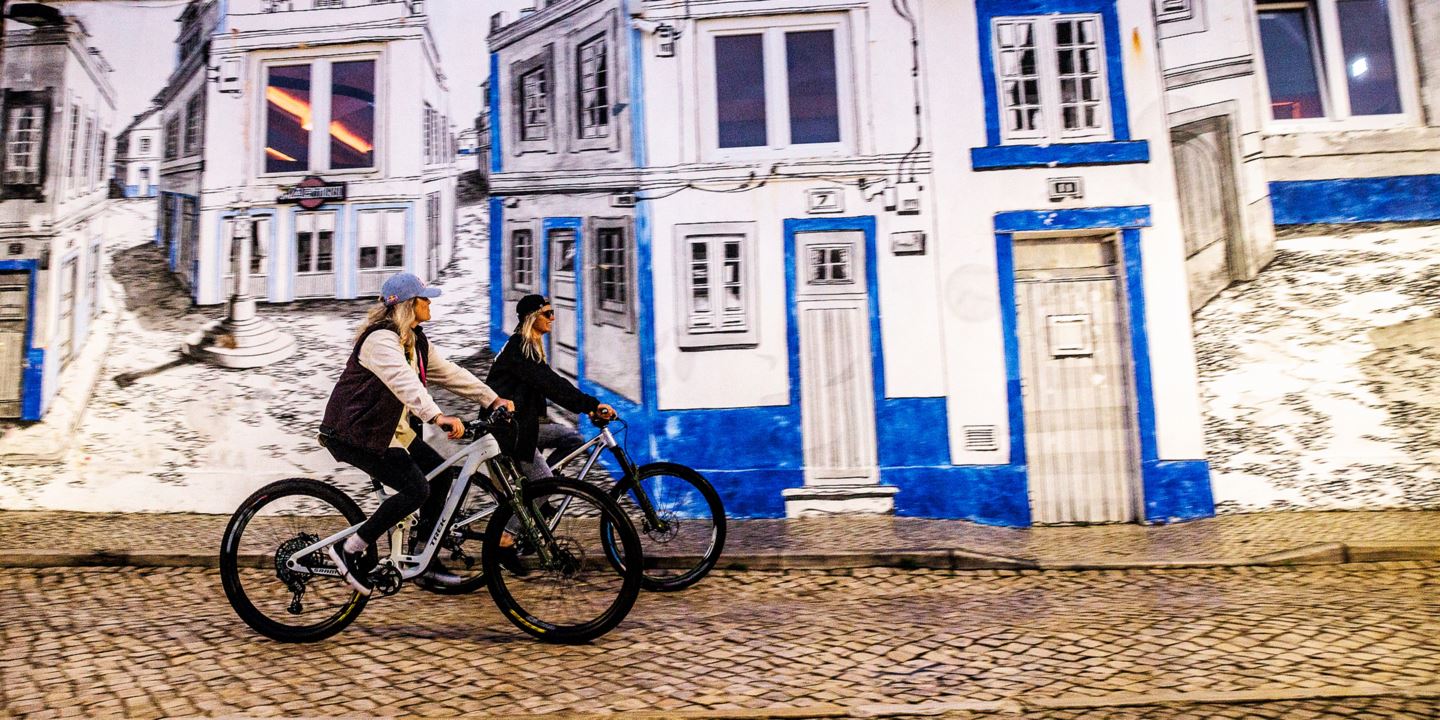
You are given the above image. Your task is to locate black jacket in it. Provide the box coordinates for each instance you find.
[486,333,600,459]
[321,323,430,454]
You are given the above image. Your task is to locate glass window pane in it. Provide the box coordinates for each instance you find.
[317,231,334,272]
[360,247,377,269]
[384,243,403,269]
[785,30,840,145]
[715,34,767,148]
[1258,7,1327,119]
[297,232,313,273]
[330,60,376,169]
[266,65,311,172]
[1337,0,1402,115]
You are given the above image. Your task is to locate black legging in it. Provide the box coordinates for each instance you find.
[323,434,451,546]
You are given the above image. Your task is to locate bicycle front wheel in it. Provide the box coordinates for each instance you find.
[218,478,370,643]
[482,478,643,644]
[606,462,727,592]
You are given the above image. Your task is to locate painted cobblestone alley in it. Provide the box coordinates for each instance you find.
[0,200,497,514]
[4,563,1440,718]
[1195,223,1440,512]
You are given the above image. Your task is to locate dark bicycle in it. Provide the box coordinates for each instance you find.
[548,416,726,592]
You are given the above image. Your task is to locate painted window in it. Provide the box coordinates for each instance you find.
[184,94,203,156]
[423,103,435,163]
[1256,0,1407,121]
[992,15,1110,144]
[1155,0,1195,22]
[227,219,266,275]
[139,137,151,154]
[2,104,45,187]
[710,23,845,151]
[808,244,854,284]
[511,228,536,292]
[164,115,180,161]
[357,209,404,271]
[676,223,758,350]
[80,119,94,189]
[577,34,609,139]
[593,222,631,329]
[551,229,576,273]
[330,60,376,169]
[295,212,336,273]
[67,107,81,183]
[264,59,377,173]
[520,67,550,141]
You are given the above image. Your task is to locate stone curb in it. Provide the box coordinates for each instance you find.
[3,542,1438,571]
[466,683,1440,719]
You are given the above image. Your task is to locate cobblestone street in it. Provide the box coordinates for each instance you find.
[4,563,1440,718]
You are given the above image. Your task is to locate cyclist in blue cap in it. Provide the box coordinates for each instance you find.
[319,272,513,595]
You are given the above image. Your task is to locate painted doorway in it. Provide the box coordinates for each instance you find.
[56,256,80,368]
[1013,235,1140,524]
[1172,115,1243,311]
[794,230,878,485]
[547,226,580,382]
[0,272,28,418]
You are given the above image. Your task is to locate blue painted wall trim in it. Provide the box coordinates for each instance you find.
[488,197,506,353]
[0,260,41,419]
[1117,228,1213,522]
[970,140,1150,170]
[976,0,1132,146]
[1270,175,1440,224]
[994,205,1152,232]
[488,53,503,175]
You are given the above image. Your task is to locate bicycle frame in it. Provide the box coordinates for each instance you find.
[550,425,667,531]
[286,431,510,581]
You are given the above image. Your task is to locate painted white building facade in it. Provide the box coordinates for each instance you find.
[487,0,1212,524]
[155,0,459,306]
[0,13,116,420]
[112,106,161,199]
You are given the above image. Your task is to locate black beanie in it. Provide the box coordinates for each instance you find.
[516,294,548,322]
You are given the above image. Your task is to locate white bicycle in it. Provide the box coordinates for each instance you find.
[218,409,644,644]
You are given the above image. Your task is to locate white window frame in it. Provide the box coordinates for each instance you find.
[294,211,337,275]
[510,226,537,293]
[258,50,383,177]
[1253,0,1422,132]
[3,105,45,187]
[163,115,180,161]
[139,136,151,154]
[991,14,1112,145]
[697,14,856,161]
[576,33,610,140]
[675,222,758,350]
[356,209,405,272]
[590,217,634,332]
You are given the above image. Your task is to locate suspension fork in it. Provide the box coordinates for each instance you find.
[489,457,561,566]
[608,445,666,531]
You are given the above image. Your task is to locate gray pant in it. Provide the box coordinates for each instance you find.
[517,422,587,481]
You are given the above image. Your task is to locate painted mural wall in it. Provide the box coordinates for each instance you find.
[0,0,1435,527]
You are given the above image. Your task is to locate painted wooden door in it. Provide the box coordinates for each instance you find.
[795,230,878,485]
[1172,115,1241,311]
[1014,236,1139,524]
[0,272,28,418]
[548,227,579,382]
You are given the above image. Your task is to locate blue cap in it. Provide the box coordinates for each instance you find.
[380,272,441,307]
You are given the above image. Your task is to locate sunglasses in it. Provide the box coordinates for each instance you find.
[540,309,555,319]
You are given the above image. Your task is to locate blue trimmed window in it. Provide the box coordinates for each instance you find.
[972,0,1149,170]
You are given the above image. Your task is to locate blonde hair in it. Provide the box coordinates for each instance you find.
[517,311,547,363]
[354,298,420,348]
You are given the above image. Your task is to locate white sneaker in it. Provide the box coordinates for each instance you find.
[326,545,372,597]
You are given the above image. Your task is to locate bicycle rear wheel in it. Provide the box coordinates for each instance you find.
[482,478,643,644]
[219,478,370,643]
[605,462,727,592]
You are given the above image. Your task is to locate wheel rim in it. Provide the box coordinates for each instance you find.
[490,485,635,633]
[224,489,364,633]
[612,471,719,584]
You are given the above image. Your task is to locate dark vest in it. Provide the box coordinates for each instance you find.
[320,323,431,454]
